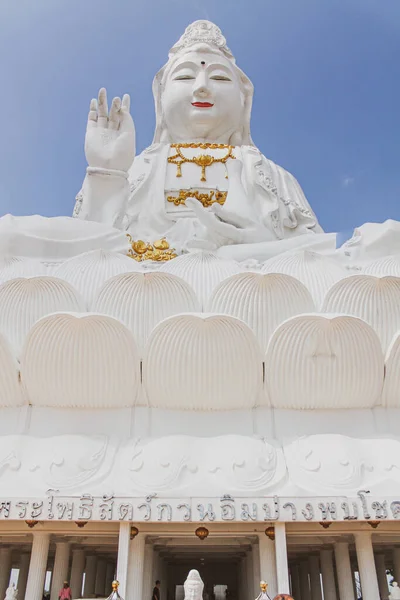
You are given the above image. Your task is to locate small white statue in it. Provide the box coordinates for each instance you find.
[255,581,271,600]
[389,582,400,600]
[184,570,204,600]
[106,579,123,600]
[4,583,18,600]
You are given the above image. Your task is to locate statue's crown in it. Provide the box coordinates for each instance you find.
[170,20,234,61]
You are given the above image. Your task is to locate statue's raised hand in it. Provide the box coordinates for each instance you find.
[85,88,136,173]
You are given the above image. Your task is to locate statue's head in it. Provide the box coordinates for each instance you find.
[184,569,204,600]
[153,21,254,145]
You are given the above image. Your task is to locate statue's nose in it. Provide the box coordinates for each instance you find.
[193,73,210,98]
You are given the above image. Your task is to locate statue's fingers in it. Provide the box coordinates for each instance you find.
[122,93,131,112]
[97,87,108,127]
[212,204,252,228]
[108,97,121,130]
[87,98,98,129]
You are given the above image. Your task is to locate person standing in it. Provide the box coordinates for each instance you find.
[59,581,72,600]
[153,580,161,600]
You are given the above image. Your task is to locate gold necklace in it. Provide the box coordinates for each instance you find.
[168,143,235,181]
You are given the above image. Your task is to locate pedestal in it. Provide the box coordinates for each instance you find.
[50,542,70,600]
[126,533,146,600]
[334,542,355,600]
[70,549,86,600]
[117,522,131,598]
[354,532,380,600]
[309,555,322,600]
[25,533,50,600]
[83,555,97,597]
[17,553,30,600]
[258,533,277,599]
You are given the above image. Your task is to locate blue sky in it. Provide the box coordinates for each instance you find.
[1,0,399,235]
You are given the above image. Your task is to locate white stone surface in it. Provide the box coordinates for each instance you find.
[265,314,383,409]
[159,251,242,307]
[0,333,24,407]
[322,275,400,350]
[207,272,315,351]
[93,271,199,350]
[0,276,85,355]
[261,250,346,307]
[54,249,142,306]
[21,313,140,408]
[143,314,263,410]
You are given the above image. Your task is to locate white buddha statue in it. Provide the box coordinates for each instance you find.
[390,582,400,600]
[74,20,324,260]
[183,570,204,600]
[4,583,18,600]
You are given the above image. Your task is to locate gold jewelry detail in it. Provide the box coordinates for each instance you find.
[168,143,235,181]
[167,189,227,208]
[126,235,177,262]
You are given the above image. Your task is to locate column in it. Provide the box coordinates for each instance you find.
[83,555,97,597]
[334,542,354,600]
[275,523,290,594]
[126,532,146,600]
[290,564,302,600]
[247,550,255,600]
[105,561,116,595]
[393,548,400,585]
[253,543,261,597]
[17,552,30,600]
[375,554,389,600]
[143,543,155,600]
[25,533,50,600]
[70,549,86,600]
[117,522,131,598]
[354,532,380,600]
[308,555,322,600]
[299,560,310,600]
[95,558,107,596]
[240,556,248,600]
[50,542,70,600]
[258,533,277,599]
[320,549,337,600]
[0,547,12,600]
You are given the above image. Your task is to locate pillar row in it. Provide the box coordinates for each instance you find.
[354,532,380,600]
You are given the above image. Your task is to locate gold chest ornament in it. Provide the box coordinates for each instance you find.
[168,142,235,181]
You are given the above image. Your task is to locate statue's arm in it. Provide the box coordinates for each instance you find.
[255,155,323,236]
[73,89,135,230]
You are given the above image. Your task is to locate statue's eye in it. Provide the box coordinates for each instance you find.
[210,75,232,81]
[174,75,195,80]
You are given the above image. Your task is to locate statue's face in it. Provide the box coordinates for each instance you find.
[162,49,244,142]
[184,581,202,600]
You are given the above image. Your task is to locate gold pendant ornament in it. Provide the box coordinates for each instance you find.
[167,189,227,208]
[168,143,235,181]
[126,235,177,262]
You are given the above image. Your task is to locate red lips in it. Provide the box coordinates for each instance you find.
[191,102,214,108]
